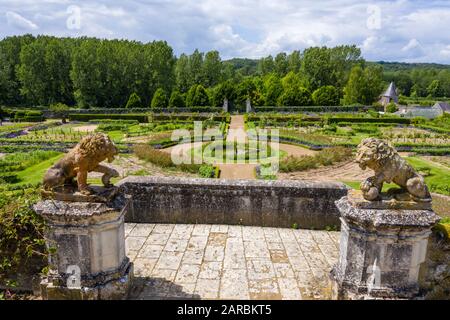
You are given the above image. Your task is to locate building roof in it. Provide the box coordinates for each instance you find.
[381,82,398,98]
[434,101,450,112]
[396,105,443,119]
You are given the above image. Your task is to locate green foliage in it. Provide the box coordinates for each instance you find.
[343,65,384,105]
[151,88,168,109]
[168,90,185,109]
[192,85,210,107]
[69,113,148,122]
[202,51,222,87]
[277,87,312,106]
[312,86,339,106]
[13,110,44,122]
[263,73,283,106]
[71,38,175,108]
[0,188,47,287]
[427,80,441,97]
[49,102,70,122]
[301,45,363,91]
[184,84,210,107]
[0,150,60,173]
[125,92,142,109]
[134,144,173,167]
[405,157,450,195]
[385,102,398,113]
[212,80,236,107]
[279,147,352,172]
[133,144,217,177]
[17,36,73,106]
[198,164,216,178]
[0,35,449,111]
[235,78,264,106]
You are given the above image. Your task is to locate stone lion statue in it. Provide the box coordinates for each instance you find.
[355,137,430,201]
[43,133,119,195]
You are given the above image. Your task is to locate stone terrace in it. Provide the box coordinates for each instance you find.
[125,223,340,300]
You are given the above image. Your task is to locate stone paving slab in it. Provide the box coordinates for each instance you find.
[126,223,339,300]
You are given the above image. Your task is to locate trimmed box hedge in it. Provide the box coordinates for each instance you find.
[254,105,366,113]
[69,113,148,122]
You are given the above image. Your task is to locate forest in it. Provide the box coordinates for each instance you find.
[0,34,449,110]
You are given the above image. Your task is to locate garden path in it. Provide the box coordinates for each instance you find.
[219,115,256,179]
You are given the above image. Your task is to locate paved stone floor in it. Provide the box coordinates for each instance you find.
[125,223,340,300]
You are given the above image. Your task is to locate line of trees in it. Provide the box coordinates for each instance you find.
[0,34,448,110]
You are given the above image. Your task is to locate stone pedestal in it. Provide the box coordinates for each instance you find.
[331,194,440,299]
[33,198,133,300]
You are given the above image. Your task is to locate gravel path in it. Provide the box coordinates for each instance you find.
[278,160,371,182]
[73,124,98,132]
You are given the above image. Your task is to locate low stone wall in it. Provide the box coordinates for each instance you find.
[117,176,348,229]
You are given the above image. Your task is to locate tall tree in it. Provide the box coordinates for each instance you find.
[274,52,288,76]
[427,80,442,97]
[236,78,264,106]
[0,34,34,105]
[257,55,275,75]
[212,80,236,108]
[312,86,339,106]
[263,73,283,106]
[175,54,190,92]
[17,36,73,105]
[287,50,302,73]
[189,49,204,86]
[343,65,383,105]
[202,50,222,87]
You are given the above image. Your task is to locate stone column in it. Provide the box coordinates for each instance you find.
[34,198,133,300]
[330,193,440,299]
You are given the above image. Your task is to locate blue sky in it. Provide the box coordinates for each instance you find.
[1,0,450,63]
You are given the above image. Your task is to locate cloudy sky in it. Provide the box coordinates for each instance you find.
[1,0,450,63]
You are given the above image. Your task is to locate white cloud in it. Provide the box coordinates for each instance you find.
[6,11,38,30]
[0,0,449,63]
[402,39,420,52]
[441,45,450,57]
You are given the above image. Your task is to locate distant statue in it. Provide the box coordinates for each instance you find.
[355,138,430,201]
[246,98,252,113]
[223,98,228,113]
[43,133,119,195]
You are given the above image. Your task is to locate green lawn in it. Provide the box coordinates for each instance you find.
[13,154,64,185]
[341,156,450,196]
[405,157,450,195]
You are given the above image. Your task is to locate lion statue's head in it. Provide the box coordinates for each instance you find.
[355,138,398,171]
[75,132,118,163]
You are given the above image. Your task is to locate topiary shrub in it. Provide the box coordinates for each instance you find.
[192,85,210,107]
[168,90,185,109]
[151,88,168,109]
[125,92,143,109]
